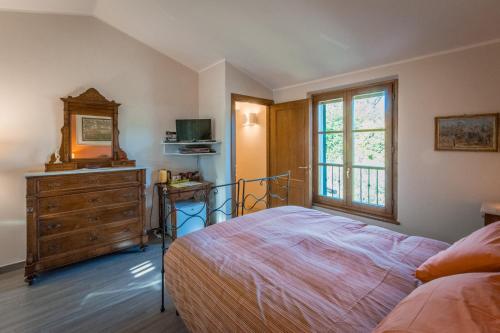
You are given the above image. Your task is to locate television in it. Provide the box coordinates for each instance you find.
[176,119,212,142]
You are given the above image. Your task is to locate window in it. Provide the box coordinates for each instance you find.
[313,80,397,222]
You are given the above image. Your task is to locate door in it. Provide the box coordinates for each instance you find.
[269,99,311,207]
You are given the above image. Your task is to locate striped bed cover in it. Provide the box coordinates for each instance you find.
[164,206,448,333]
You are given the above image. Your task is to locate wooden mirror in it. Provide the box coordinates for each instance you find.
[45,88,135,171]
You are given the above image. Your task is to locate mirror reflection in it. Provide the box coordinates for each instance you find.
[70,114,112,159]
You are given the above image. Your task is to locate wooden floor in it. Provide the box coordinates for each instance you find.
[0,243,188,333]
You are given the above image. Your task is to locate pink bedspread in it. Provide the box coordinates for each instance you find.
[165,206,449,333]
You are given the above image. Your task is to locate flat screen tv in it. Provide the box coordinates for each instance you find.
[176,119,212,142]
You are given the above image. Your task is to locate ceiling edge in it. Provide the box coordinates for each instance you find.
[0,8,93,16]
[198,59,226,73]
[273,38,500,92]
[226,63,274,91]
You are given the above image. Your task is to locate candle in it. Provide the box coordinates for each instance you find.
[159,169,168,183]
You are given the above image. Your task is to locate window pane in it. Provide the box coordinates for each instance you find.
[318,99,343,132]
[318,165,343,200]
[353,131,385,167]
[352,167,385,206]
[318,133,343,164]
[352,91,385,130]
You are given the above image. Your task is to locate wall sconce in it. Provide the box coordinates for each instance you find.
[243,113,258,126]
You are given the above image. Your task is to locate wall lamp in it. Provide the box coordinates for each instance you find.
[243,113,258,126]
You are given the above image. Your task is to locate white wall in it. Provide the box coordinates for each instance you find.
[198,61,272,184]
[198,61,227,185]
[198,61,272,219]
[0,12,198,267]
[273,42,500,243]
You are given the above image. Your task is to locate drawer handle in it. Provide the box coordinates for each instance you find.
[47,203,58,211]
[88,177,100,184]
[123,210,134,217]
[89,235,98,242]
[48,244,60,253]
[88,216,100,222]
[89,198,100,204]
[48,182,62,189]
[47,223,61,230]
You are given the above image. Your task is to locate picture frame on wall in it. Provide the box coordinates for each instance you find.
[435,113,499,152]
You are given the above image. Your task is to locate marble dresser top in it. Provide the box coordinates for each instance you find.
[25,166,147,178]
[480,202,500,217]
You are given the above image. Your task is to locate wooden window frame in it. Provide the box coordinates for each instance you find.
[312,80,398,224]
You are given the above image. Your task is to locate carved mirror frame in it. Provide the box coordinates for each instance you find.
[45,88,135,171]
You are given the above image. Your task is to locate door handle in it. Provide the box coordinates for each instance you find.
[298,166,309,169]
[347,168,351,179]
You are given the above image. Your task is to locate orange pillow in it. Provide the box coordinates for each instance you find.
[416,221,500,282]
[374,272,500,333]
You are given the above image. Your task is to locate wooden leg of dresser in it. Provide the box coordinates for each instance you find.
[24,274,36,285]
[24,263,37,286]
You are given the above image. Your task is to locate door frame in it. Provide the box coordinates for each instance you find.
[230,93,274,212]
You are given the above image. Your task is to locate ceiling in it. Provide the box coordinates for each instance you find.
[2,0,500,89]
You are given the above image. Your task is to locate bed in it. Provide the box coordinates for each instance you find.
[164,206,449,332]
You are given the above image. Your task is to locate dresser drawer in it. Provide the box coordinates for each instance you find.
[39,221,140,258]
[39,187,139,215]
[39,204,139,237]
[37,171,139,193]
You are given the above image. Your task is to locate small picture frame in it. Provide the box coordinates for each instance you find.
[76,115,113,146]
[435,113,498,152]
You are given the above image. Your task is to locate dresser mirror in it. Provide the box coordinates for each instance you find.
[45,88,135,171]
[70,114,113,159]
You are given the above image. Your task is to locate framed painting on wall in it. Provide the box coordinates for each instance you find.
[435,113,499,152]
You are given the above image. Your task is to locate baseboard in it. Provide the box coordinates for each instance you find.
[0,261,24,274]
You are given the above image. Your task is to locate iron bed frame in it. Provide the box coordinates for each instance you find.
[159,171,291,312]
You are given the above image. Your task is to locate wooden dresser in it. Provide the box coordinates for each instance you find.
[481,202,500,226]
[25,167,147,284]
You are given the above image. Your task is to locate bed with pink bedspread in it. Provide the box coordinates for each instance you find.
[164,206,449,333]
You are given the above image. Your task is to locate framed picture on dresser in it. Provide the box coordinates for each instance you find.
[76,115,113,145]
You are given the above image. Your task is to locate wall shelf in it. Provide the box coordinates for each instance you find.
[162,141,221,156]
[161,141,222,145]
[164,152,218,156]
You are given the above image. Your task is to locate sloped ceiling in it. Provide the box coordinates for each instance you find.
[2,0,500,89]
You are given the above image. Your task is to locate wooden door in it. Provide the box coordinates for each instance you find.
[269,99,311,207]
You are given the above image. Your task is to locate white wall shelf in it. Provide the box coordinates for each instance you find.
[164,152,218,156]
[162,141,222,156]
[161,141,222,145]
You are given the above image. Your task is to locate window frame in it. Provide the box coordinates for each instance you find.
[312,80,398,224]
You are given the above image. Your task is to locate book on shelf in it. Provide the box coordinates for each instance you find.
[178,147,214,154]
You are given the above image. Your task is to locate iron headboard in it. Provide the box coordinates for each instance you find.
[159,172,290,312]
[240,171,291,216]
